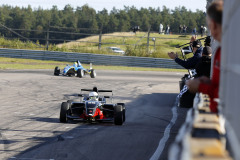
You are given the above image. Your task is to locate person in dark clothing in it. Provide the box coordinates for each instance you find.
[195,46,212,78]
[173,37,203,108]
[204,36,211,47]
[179,25,183,34]
[183,25,187,34]
[200,26,204,37]
[168,39,203,69]
[175,39,203,108]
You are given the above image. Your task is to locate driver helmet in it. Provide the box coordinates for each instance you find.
[89,92,98,101]
[75,60,81,67]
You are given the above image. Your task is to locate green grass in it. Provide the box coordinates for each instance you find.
[0,57,187,72]
[0,32,193,59]
[60,32,192,58]
[0,32,192,72]
[0,37,43,50]
[0,57,68,69]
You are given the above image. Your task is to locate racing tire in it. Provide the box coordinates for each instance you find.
[77,69,84,78]
[123,108,125,122]
[117,103,125,122]
[67,73,74,77]
[60,102,69,123]
[90,69,96,78]
[67,100,73,104]
[67,100,73,114]
[54,66,60,76]
[114,105,124,125]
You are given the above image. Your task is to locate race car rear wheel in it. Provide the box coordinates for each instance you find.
[60,102,69,123]
[54,66,60,76]
[114,105,124,125]
[90,69,96,78]
[77,69,84,78]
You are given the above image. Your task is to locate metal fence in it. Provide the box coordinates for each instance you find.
[0,48,184,69]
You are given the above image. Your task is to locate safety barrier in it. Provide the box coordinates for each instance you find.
[169,93,233,160]
[0,48,184,69]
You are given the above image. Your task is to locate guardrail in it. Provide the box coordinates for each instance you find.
[169,93,232,160]
[0,48,184,69]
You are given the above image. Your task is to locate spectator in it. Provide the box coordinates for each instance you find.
[168,37,203,70]
[179,25,183,34]
[204,36,211,47]
[183,25,187,34]
[187,0,223,113]
[159,23,163,34]
[195,46,212,78]
[200,26,204,37]
[203,26,207,35]
[165,25,170,34]
[192,27,197,35]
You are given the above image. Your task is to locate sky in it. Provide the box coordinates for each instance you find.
[1,0,206,12]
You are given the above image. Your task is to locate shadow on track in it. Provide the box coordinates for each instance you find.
[10,93,189,160]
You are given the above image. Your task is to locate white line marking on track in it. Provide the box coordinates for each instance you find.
[149,100,178,160]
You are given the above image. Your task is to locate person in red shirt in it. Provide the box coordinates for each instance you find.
[186,0,223,113]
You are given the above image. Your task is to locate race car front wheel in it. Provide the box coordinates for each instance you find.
[77,69,84,78]
[117,103,125,122]
[54,66,60,76]
[90,69,96,78]
[60,102,69,123]
[114,105,124,125]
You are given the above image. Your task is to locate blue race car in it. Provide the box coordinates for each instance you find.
[54,60,96,78]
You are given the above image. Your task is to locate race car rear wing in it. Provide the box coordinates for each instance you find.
[78,94,110,98]
[80,88,113,103]
[81,89,113,92]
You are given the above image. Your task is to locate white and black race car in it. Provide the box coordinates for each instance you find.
[59,87,125,125]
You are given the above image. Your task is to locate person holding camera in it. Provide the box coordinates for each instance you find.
[168,37,203,70]
[194,46,212,78]
[168,36,203,108]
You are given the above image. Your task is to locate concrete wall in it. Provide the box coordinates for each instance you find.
[221,1,240,159]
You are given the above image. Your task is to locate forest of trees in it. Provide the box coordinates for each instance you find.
[0,4,207,44]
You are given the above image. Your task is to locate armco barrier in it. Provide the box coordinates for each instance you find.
[0,48,184,69]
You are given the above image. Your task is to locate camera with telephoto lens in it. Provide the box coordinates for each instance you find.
[204,36,211,46]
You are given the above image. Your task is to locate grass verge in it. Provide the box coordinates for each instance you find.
[0,57,186,72]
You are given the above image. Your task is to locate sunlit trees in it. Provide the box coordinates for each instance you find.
[0,4,207,44]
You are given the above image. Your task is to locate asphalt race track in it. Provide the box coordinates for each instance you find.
[0,69,189,160]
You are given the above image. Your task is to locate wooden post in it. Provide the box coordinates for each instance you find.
[147,26,151,54]
[46,22,50,51]
[153,39,156,51]
[98,28,102,50]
